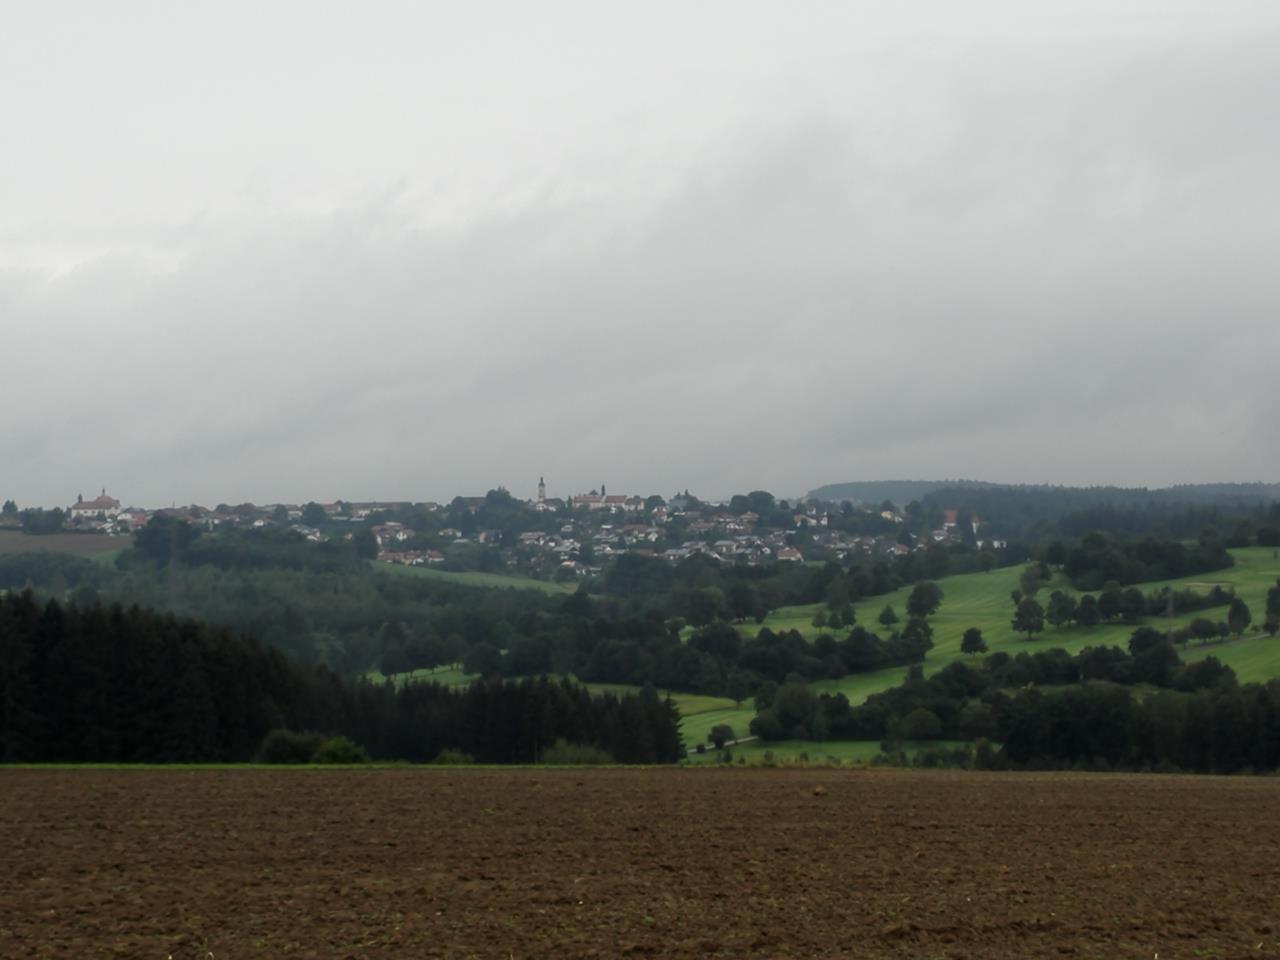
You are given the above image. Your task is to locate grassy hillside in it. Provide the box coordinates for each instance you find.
[758,547,1280,705]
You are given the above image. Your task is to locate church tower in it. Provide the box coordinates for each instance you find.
[537,476,546,502]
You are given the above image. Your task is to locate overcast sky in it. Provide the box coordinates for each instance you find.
[3,2,1278,508]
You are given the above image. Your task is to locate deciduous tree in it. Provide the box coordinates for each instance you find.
[1012,597,1045,641]
[960,627,987,655]
[1227,597,1252,637]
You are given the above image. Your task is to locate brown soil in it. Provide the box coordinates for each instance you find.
[2,768,1278,959]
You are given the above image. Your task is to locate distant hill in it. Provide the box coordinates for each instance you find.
[807,479,1280,507]
[805,480,1001,506]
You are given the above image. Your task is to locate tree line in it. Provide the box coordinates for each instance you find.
[749,616,1280,773]
[909,483,1280,544]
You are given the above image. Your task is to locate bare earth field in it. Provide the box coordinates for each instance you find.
[2,768,1279,959]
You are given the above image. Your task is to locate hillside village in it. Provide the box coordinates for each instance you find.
[3,480,1009,579]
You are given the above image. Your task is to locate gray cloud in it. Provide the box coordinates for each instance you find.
[2,4,1278,507]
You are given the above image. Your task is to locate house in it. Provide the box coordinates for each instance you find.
[349,501,413,518]
[712,540,740,557]
[372,523,414,546]
[571,486,639,512]
[116,508,151,529]
[776,547,804,562]
[69,490,121,522]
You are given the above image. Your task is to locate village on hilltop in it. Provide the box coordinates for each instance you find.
[0,479,1009,579]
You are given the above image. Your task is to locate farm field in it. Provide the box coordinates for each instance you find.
[3,768,1279,959]
[0,530,124,561]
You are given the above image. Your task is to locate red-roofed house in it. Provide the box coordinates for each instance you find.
[69,490,121,522]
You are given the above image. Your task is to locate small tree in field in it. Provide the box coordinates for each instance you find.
[1227,598,1252,637]
[709,724,736,749]
[960,627,987,655]
[1012,597,1045,641]
[878,604,899,628]
[906,581,944,619]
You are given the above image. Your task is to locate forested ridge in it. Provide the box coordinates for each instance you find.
[0,592,680,764]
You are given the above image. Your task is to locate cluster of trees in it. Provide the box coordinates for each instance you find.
[132,518,377,572]
[751,629,1280,772]
[1050,531,1234,590]
[601,552,906,626]
[0,593,681,763]
[563,580,944,697]
[1005,564,1239,642]
[603,549,976,632]
[15,507,67,534]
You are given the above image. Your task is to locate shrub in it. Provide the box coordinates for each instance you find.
[433,747,476,765]
[310,736,370,764]
[541,738,614,765]
[256,729,325,764]
[899,707,942,740]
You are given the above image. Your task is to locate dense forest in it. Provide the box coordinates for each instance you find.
[910,484,1280,544]
[0,593,680,764]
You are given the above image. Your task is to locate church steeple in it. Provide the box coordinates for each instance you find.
[537,476,546,502]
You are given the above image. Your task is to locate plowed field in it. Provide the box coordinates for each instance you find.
[2,768,1278,959]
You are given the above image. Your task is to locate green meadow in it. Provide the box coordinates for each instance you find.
[758,546,1280,703]
[374,562,573,594]
[683,738,972,766]
[366,665,476,688]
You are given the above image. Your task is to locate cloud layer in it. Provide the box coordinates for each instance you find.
[3,3,1278,507]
